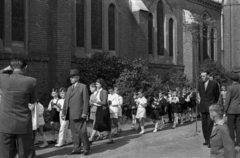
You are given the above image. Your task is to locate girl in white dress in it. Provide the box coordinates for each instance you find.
[36,100,48,148]
[136,90,147,134]
[55,87,72,147]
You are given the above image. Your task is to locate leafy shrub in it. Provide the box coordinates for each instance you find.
[199,59,230,85]
[72,52,131,87]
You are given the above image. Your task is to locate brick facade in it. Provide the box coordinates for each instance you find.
[0,0,221,106]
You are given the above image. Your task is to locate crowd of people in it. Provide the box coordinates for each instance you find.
[0,58,240,158]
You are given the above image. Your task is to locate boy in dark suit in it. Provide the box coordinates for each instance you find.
[198,70,220,148]
[209,104,236,158]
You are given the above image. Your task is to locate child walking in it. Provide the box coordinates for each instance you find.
[36,100,48,148]
[47,89,60,144]
[136,90,147,134]
[55,87,72,147]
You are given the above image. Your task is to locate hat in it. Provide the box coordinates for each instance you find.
[70,69,80,77]
[228,72,239,81]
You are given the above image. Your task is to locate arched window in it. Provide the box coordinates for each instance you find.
[169,18,173,57]
[0,0,4,39]
[210,28,214,60]
[76,0,84,47]
[12,0,24,41]
[202,14,208,60]
[157,1,164,56]
[148,13,153,54]
[108,4,115,51]
[91,0,102,49]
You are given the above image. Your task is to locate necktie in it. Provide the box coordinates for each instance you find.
[72,85,75,91]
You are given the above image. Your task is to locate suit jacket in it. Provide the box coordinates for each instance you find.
[198,80,220,113]
[210,123,236,158]
[63,82,89,120]
[0,71,37,134]
[224,82,240,114]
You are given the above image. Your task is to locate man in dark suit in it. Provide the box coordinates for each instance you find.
[198,70,220,148]
[0,58,37,158]
[225,72,240,148]
[62,69,90,156]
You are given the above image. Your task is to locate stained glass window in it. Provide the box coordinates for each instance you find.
[76,0,84,47]
[211,29,214,60]
[157,1,164,56]
[108,4,115,51]
[148,14,153,54]
[91,0,102,49]
[169,18,173,57]
[12,0,24,41]
[0,0,4,39]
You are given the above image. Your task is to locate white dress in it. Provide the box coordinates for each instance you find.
[37,103,45,126]
[136,97,147,119]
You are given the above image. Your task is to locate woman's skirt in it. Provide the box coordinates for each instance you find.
[93,106,111,132]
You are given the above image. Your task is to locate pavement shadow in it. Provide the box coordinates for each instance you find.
[36,147,73,158]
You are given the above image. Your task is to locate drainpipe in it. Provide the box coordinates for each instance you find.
[221,0,224,65]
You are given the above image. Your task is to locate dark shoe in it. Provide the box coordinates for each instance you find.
[67,151,81,155]
[208,144,211,148]
[107,140,114,144]
[203,142,208,146]
[89,140,93,145]
[48,140,56,144]
[83,150,90,156]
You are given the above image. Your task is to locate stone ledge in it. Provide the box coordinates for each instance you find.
[0,52,49,63]
[148,63,184,70]
[187,0,222,11]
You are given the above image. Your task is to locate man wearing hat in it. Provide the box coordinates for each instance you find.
[62,69,90,155]
[225,72,240,149]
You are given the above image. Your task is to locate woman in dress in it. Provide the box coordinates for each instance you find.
[47,89,60,144]
[89,83,102,140]
[89,78,114,144]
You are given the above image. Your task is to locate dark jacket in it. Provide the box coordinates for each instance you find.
[210,122,236,158]
[224,82,240,114]
[63,82,89,120]
[0,71,37,134]
[198,80,220,113]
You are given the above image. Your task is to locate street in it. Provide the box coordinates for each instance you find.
[35,120,239,158]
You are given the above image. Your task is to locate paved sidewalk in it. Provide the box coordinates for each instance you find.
[35,121,240,158]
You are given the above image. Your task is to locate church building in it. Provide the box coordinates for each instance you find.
[0,0,221,102]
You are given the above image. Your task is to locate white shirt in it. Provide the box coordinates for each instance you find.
[117,94,123,107]
[58,98,65,115]
[108,93,119,106]
[108,93,119,113]
[137,97,147,108]
[204,80,209,90]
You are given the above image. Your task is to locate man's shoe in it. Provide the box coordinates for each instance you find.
[107,140,114,144]
[208,144,211,148]
[67,151,81,155]
[83,150,90,156]
[203,142,208,146]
